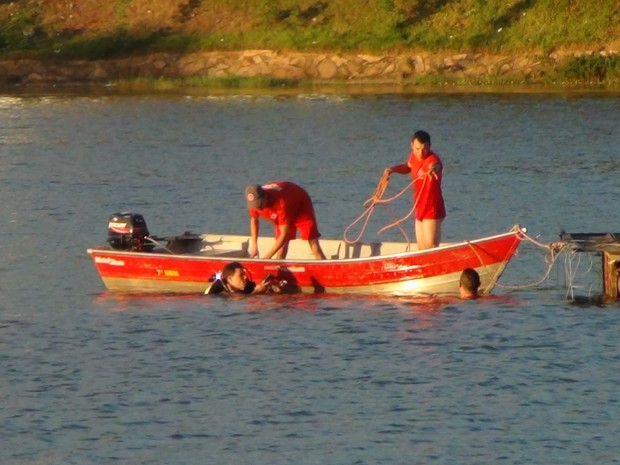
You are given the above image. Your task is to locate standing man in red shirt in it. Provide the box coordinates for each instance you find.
[245,181,327,260]
[384,130,446,250]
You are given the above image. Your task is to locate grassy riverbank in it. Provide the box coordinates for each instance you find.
[1,0,619,85]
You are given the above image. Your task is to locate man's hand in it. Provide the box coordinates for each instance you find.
[249,244,259,258]
[428,162,441,180]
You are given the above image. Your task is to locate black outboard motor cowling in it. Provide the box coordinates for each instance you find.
[107,212,153,251]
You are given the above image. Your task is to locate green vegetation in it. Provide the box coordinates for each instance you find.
[0,6,41,52]
[1,0,618,56]
[562,54,620,82]
[0,0,618,84]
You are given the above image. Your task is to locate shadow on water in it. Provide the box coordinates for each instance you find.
[567,295,620,309]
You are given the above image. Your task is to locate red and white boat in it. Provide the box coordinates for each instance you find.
[87,213,526,296]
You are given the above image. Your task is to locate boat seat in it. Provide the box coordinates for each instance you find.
[164,234,204,254]
[199,237,250,257]
[202,248,248,258]
[317,241,343,260]
[345,242,381,258]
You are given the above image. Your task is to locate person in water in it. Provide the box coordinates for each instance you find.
[384,130,446,250]
[245,181,326,260]
[459,268,481,299]
[205,261,277,295]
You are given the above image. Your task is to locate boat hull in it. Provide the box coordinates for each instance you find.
[87,226,525,296]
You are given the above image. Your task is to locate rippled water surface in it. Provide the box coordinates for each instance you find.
[1,88,619,464]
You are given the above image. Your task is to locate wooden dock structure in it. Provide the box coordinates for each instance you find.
[559,232,620,301]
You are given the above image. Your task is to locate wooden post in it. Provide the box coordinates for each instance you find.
[602,252,620,300]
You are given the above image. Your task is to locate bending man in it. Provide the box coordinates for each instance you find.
[245,181,326,260]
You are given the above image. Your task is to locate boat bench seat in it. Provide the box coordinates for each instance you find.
[202,248,248,258]
[283,240,383,260]
[199,236,250,258]
[344,242,381,259]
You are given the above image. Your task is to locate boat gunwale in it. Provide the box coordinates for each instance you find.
[87,225,525,264]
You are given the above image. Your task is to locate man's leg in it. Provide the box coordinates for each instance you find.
[308,238,326,260]
[416,218,442,250]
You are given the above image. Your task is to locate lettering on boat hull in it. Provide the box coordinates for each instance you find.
[95,256,125,266]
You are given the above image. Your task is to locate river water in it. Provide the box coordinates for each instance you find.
[1,86,620,464]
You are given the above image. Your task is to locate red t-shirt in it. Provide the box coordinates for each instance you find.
[249,181,321,240]
[407,151,446,220]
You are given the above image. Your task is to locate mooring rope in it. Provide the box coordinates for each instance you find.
[461,240,496,294]
[495,229,571,291]
[562,248,600,300]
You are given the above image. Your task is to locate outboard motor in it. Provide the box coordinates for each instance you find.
[107,212,153,251]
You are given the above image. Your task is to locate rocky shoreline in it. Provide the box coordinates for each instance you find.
[0,48,616,86]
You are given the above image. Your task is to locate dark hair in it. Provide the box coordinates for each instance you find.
[460,268,481,293]
[219,261,256,294]
[207,262,255,295]
[222,261,244,280]
[412,130,431,145]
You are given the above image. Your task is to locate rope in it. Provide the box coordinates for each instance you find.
[343,170,425,245]
[462,240,496,294]
[495,229,570,291]
[480,228,607,299]
[562,249,600,300]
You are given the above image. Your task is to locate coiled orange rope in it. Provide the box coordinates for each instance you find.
[343,171,427,244]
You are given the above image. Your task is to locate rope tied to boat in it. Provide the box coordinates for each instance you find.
[540,236,602,300]
[343,170,426,244]
[495,229,572,291]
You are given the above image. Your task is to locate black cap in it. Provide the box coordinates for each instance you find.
[245,184,266,209]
